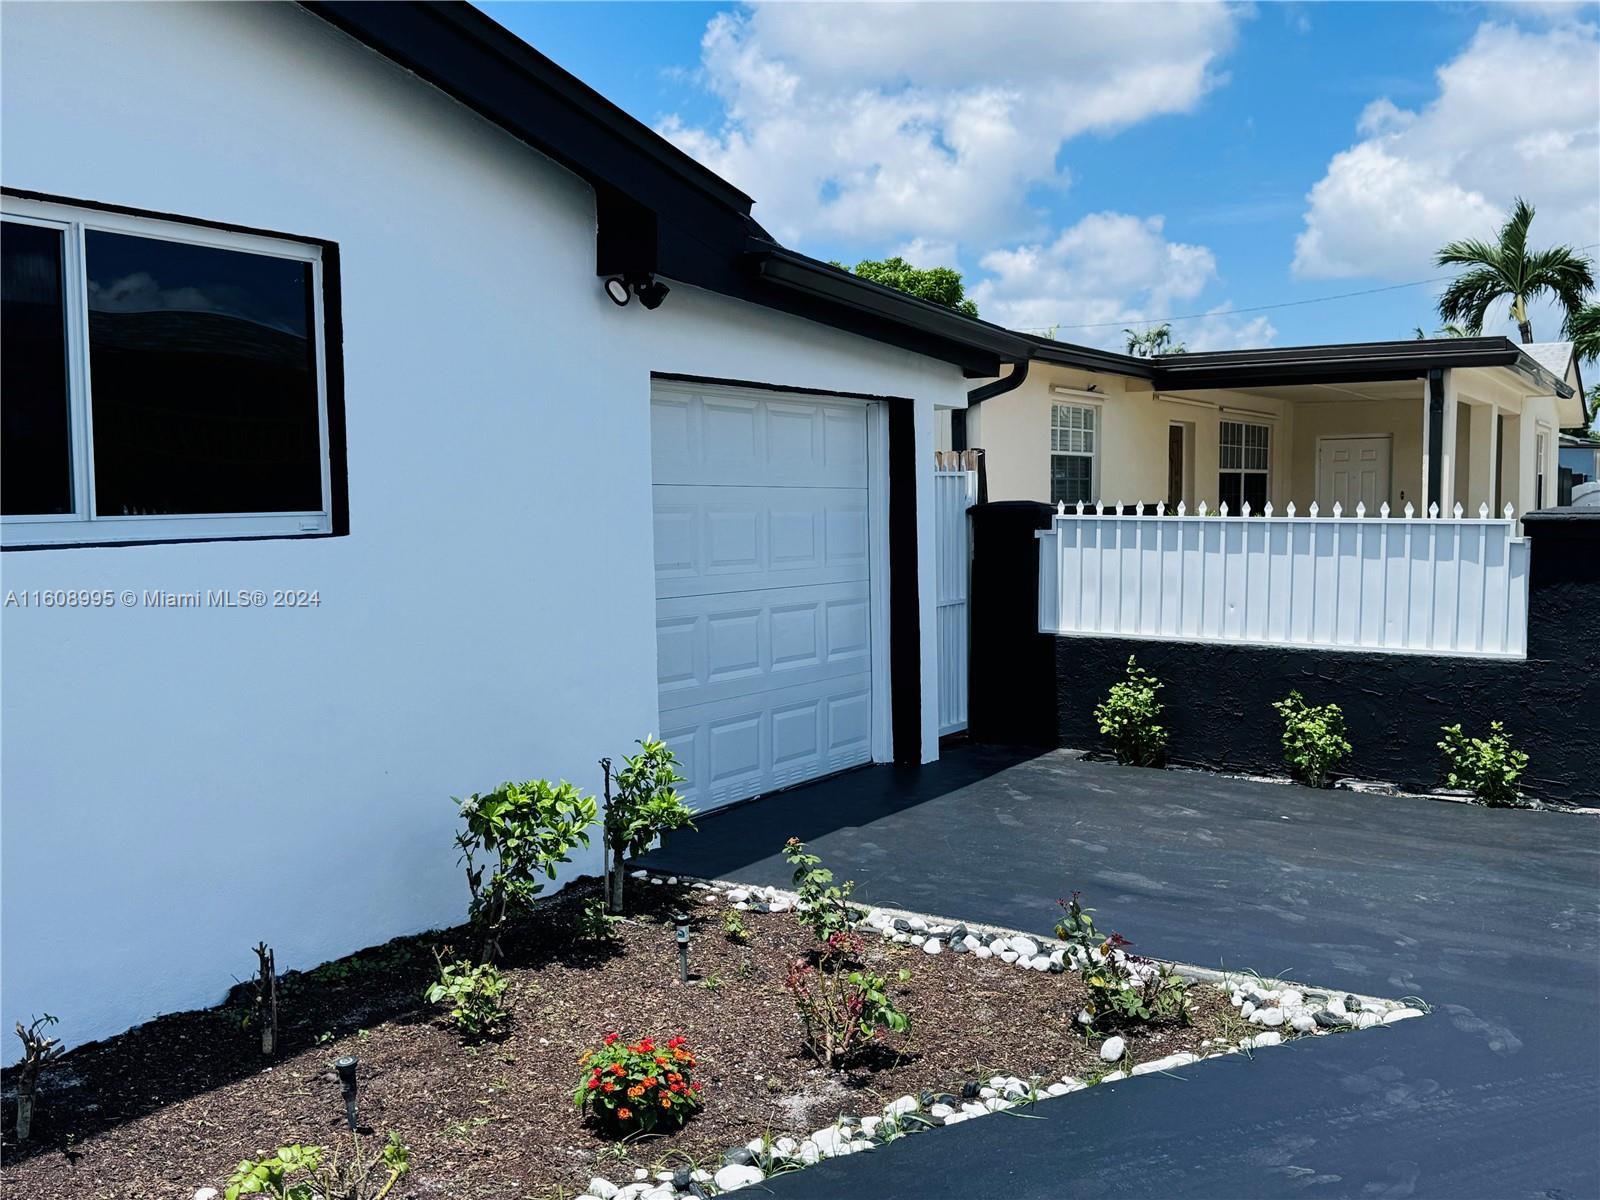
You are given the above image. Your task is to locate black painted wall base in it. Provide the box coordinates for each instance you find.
[970,503,1599,804]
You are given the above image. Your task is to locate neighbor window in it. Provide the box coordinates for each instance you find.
[1218,420,1269,512]
[1,196,337,546]
[1050,403,1097,507]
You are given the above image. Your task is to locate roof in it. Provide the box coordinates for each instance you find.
[299,1,1013,375]
[1009,334,1578,398]
[1144,337,1575,397]
[1521,341,1576,382]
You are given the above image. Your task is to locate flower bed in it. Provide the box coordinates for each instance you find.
[0,872,1421,1200]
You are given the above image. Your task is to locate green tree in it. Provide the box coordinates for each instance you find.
[1124,323,1185,357]
[1412,323,1472,339]
[833,256,979,316]
[1435,197,1594,343]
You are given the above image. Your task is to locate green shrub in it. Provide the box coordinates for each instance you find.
[1053,891,1102,956]
[1272,691,1352,787]
[1093,657,1167,766]
[1438,721,1529,806]
[224,1132,409,1199]
[722,908,751,945]
[1081,934,1190,1029]
[575,898,621,942]
[782,837,861,943]
[453,778,597,961]
[424,954,511,1040]
[786,932,909,1067]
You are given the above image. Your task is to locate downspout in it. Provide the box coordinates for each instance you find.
[1426,368,1445,511]
[958,358,1030,503]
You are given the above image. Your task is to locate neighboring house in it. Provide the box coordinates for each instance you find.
[947,337,1584,521]
[0,1,1031,1046]
[1560,434,1600,507]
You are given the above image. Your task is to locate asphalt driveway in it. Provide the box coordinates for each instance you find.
[640,744,1600,1200]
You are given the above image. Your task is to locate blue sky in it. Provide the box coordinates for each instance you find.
[482,2,1599,354]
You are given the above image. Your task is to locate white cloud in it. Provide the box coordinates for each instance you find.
[888,238,961,271]
[969,212,1276,350]
[1293,20,1600,280]
[658,2,1241,252]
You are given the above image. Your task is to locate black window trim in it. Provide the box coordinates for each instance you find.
[1,188,347,551]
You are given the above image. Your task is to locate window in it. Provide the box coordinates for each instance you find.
[1,196,338,546]
[1050,402,1097,507]
[1218,420,1269,512]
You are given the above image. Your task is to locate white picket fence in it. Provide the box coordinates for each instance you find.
[1037,499,1530,658]
[934,466,979,733]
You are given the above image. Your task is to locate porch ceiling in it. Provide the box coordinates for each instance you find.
[1165,379,1420,405]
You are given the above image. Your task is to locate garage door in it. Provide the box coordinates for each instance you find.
[652,382,876,811]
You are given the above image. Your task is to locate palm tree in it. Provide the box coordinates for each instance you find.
[1413,323,1472,339]
[1566,301,1600,365]
[1435,197,1594,343]
[1124,322,1186,357]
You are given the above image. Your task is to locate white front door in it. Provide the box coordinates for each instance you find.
[1317,436,1392,512]
[651,382,877,812]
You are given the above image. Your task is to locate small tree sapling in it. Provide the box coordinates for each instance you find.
[252,941,278,1057]
[601,737,695,914]
[13,1013,64,1144]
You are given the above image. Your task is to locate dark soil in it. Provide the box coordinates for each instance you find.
[1,877,1234,1199]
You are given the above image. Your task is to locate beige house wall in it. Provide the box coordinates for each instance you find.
[1288,395,1426,512]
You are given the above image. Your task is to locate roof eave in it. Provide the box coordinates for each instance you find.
[1146,337,1575,397]
[752,248,1033,361]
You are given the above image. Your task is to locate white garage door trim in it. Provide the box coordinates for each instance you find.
[650,378,892,812]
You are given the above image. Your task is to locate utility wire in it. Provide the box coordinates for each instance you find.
[1021,243,1600,334]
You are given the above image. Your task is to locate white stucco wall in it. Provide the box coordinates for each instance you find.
[0,1,962,1047]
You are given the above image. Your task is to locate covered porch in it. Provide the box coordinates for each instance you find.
[1139,339,1576,521]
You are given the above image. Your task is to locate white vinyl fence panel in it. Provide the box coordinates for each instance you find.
[1037,500,1530,659]
[935,468,979,733]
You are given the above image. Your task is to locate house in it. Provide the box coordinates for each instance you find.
[0,1,1034,1047]
[947,336,1584,521]
[1559,434,1600,506]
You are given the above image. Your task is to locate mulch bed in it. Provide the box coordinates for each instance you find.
[1,877,1232,1199]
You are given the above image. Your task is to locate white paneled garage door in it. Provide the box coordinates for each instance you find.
[652,382,878,811]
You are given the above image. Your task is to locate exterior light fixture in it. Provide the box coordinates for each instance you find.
[334,1055,360,1130]
[635,277,670,310]
[602,273,671,310]
[673,911,691,983]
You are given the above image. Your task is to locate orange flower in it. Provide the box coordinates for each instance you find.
[602,1082,616,1093]
[617,1107,632,1120]
[660,1098,672,1109]
[643,1077,657,1089]
[610,1063,625,1076]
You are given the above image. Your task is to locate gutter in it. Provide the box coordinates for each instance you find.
[967,358,1030,405]
[954,360,1030,486]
